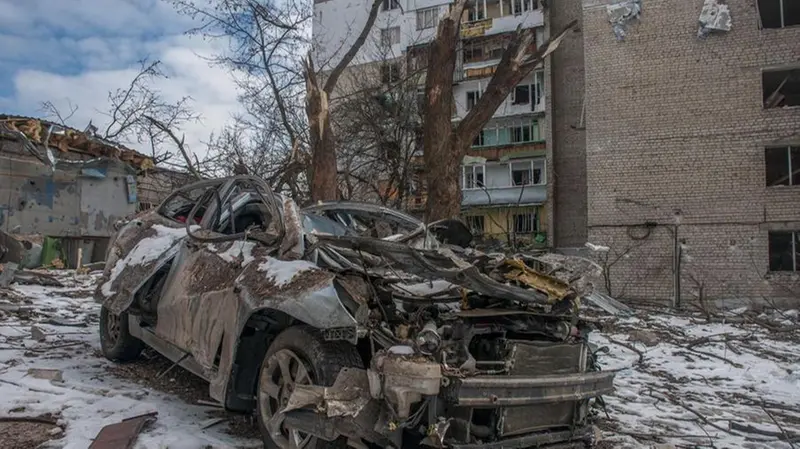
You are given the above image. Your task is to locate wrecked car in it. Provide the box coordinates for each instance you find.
[95,176,615,449]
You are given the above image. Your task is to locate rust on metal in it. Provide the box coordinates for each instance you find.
[88,412,157,449]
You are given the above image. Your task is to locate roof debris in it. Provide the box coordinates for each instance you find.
[697,0,732,37]
[607,0,642,41]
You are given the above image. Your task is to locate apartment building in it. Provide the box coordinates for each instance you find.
[580,0,800,304]
[313,0,558,246]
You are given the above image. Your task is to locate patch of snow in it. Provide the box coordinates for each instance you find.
[257,257,317,286]
[100,225,194,297]
[213,240,257,267]
[394,280,456,296]
[585,242,610,252]
[0,271,259,448]
[388,345,415,355]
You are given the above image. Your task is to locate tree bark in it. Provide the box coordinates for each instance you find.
[422,0,468,221]
[423,17,579,221]
[307,0,383,202]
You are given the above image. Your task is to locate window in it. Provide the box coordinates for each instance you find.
[463,165,485,189]
[763,69,800,108]
[381,26,400,46]
[466,90,481,110]
[416,88,426,114]
[765,146,800,186]
[768,231,799,271]
[381,63,400,84]
[381,0,399,12]
[417,7,439,30]
[463,45,484,63]
[510,160,544,185]
[511,0,536,16]
[758,0,800,28]
[465,215,485,235]
[466,1,487,22]
[532,71,544,109]
[512,85,530,105]
[473,130,485,147]
[513,212,538,234]
[511,124,531,143]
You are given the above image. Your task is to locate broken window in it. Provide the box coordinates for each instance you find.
[466,1,487,22]
[466,90,481,110]
[381,63,401,84]
[513,212,538,234]
[758,0,800,29]
[381,0,399,12]
[512,85,531,105]
[416,7,439,30]
[463,165,485,189]
[381,26,400,46]
[473,130,485,147]
[510,124,534,143]
[511,0,536,16]
[463,44,484,63]
[510,160,544,185]
[768,231,799,271]
[464,215,485,235]
[763,68,800,108]
[765,146,800,186]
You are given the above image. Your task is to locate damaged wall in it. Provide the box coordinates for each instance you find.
[0,138,137,238]
[580,0,800,304]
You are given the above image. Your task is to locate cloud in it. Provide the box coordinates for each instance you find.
[0,0,242,161]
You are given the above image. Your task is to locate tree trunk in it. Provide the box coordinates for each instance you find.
[305,58,338,202]
[423,0,468,222]
[423,16,579,222]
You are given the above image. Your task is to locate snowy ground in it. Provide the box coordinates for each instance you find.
[0,270,798,448]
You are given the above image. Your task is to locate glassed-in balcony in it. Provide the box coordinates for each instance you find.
[461,0,544,39]
[461,157,546,207]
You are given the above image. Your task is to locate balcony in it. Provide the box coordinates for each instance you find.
[461,157,546,207]
[460,0,544,39]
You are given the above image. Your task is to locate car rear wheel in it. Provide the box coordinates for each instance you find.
[99,306,144,361]
[257,326,363,449]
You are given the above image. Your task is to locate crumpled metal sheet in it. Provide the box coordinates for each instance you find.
[697,0,731,37]
[607,0,642,41]
[285,367,371,418]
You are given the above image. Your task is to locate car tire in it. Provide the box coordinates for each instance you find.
[99,306,144,361]
[256,326,363,449]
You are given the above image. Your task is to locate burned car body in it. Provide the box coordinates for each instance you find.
[95,176,615,449]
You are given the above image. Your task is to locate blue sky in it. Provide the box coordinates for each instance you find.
[0,0,241,154]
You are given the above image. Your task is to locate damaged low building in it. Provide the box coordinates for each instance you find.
[0,115,157,267]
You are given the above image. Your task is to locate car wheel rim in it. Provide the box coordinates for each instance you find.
[259,349,316,449]
[105,312,121,344]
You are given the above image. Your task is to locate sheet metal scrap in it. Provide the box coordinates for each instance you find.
[697,0,731,37]
[501,258,573,303]
[88,412,157,449]
[607,0,642,41]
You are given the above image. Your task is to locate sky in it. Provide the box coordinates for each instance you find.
[0,0,242,158]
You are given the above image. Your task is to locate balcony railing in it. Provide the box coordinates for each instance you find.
[462,184,546,207]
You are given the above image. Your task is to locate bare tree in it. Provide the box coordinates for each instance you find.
[423,0,578,221]
[304,0,384,202]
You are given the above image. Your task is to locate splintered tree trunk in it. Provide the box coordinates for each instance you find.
[305,62,338,202]
[423,0,467,222]
[423,12,578,222]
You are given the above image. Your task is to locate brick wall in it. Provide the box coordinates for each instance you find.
[550,0,589,248]
[581,0,800,303]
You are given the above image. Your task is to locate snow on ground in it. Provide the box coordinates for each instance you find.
[591,307,800,448]
[0,270,259,449]
[1,269,799,448]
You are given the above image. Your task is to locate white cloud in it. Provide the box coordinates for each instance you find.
[0,0,243,162]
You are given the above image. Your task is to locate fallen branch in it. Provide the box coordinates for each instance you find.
[0,416,60,426]
[606,336,646,365]
[763,405,799,447]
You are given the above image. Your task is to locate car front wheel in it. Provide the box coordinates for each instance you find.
[257,326,363,449]
[99,306,144,361]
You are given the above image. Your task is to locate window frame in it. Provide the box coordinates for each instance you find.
[416,7,439,30]
[381,62,401,84]
[464,215,485,235]
[466,90,481,110]
[758,0,800,29]
[381,0,400,12]
[509,159,545,186]
[768,231,799,272]
[765,146,799,187]
[513,211,538,234]
[462,165,486,190]
[380,26,401,47]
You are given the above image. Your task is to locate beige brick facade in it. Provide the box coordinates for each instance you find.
[580,0,800,304]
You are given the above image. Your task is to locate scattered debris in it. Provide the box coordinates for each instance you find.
[698,0,732,37]
[607,0,642,41]
[30,325,47,342]
[0,262,18,288]
[88,412,158,449]
[629,329,659,347]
